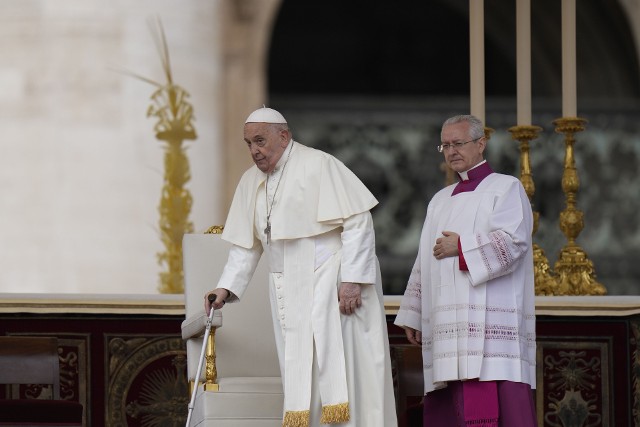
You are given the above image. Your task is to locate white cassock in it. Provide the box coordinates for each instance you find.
[395,170,536,394]
[217,141,397,427]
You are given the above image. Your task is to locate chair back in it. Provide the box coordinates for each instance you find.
[0,336,60,400]
[183,233,280,379]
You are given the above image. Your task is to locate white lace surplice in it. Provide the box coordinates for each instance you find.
[395,173,536,394]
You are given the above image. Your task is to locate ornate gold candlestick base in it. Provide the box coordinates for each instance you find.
[552,117,606,295]
[508,125,558,295]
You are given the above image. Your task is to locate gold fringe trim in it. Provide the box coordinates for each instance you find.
[320,401,350,424]
[283,409,310,427]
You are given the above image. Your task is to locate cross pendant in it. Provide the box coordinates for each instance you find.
[264,221,271,245]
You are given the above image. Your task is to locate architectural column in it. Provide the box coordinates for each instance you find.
[618,0,640,71]
[219,0,283,212]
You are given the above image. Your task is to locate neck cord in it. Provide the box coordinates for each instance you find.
[264,141,294,244]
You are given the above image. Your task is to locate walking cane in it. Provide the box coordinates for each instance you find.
[186,294,217,427]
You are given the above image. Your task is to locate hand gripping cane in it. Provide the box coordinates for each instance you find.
[186,294,217,427]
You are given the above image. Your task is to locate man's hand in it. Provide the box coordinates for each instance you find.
[402,326,422,347]
[338,282,362,315]
[204,288,230,315]
[433,231,459,259]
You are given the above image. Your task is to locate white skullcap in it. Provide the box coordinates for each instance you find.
[245,106,287,124]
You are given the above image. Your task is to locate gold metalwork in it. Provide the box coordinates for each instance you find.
[187,330,219,394]
[552,117,606,295]
[509,125,558,295]
[204,328,220,391]
[139,20,197,294]
[483,126,494,141]
[188,225,225,392]
[205,225,224,234]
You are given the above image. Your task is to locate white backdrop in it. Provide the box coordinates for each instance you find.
[0,0,225,294]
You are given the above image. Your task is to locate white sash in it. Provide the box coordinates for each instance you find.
[281,238,349,426]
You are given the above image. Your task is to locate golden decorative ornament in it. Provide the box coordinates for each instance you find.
[552,117,606,296]
[205,225,224,235]
[508,124,559,295]
[119,18,197,294]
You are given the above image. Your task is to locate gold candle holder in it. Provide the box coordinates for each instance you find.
[552,117,606,295]
[508,125,559,295]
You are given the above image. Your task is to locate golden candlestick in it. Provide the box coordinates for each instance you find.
[552,117,606,295]
[509,125,559,295]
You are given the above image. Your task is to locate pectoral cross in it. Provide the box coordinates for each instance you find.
[264,219,271,245]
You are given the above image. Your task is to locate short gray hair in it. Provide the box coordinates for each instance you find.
[441,115,484,140]
[271,123,291,136]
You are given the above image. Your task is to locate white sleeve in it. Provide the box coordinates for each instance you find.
[340,211,377,284]
[394,252,422,331]
[459,180,533,286]
[216,241,263,302]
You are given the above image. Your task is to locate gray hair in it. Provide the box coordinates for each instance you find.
[441,115,484,140]
[271,122,291,136]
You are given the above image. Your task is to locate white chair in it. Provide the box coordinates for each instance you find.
[181,232,283,426]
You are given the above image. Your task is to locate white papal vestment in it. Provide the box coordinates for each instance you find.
[216,141,397,427]
[395,172,536,394]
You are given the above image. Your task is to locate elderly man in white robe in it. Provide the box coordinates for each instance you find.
[395,115,537,427]
[204,107,397,427]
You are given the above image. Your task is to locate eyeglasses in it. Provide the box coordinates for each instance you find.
[437,138,480,153]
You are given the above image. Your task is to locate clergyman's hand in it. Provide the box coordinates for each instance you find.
[433,231,459,259]
[403,326,422,347]
[338,282,362,315]
[204,288,230,315]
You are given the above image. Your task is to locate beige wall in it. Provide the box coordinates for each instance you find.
[218,0,282,209]
[0,0,224,293]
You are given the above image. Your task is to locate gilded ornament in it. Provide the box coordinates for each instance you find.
[205,225,225,234]
[552,117,606,295]
[204,329,219,391]
[508,124,558,295]
[125,19,197,294]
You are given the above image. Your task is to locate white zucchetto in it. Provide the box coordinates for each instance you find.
[245,107,287,124]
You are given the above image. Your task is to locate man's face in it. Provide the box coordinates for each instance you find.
[243,123,289,173]
[441,121,485,173]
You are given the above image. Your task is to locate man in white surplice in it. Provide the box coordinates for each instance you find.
[395,115,537,427]
[205,107,397,427]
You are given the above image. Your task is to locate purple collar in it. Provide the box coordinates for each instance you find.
[451,162,493,196]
